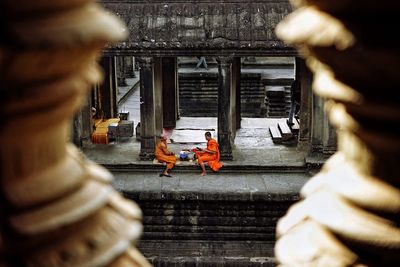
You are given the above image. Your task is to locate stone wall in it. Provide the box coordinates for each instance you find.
[179,72,269,118]
[101,0,294,55]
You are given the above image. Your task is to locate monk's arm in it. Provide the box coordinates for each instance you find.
[204,143,217,154]
[161,143,174,155]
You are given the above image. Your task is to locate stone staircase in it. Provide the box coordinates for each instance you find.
[178,73,294,119]
[179,72,219,117]
[241,73,266,117]
[178,72,268,118]
[268,117,300,144]
[112,171,309,267]
[264,86,291,118]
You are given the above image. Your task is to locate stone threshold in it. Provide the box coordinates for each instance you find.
[112,171,310,202]
[105,162,308,173]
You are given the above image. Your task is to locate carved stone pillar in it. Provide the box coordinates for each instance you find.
[72,95,93,148]
[311,93,325,151]
[233,57,242,130]
[99,56,118,118]
[296,57,312,145]
[138,57,157,160]
[154,57,163,136]
[176,57,181,120]
[124,56,136,78]
[133,56,137,78]
[275,1,400,266]
[322,112,337,154]
[162,57,178,128]
[0,1,149,267]
[116,56,127,86]
[311,93,337,154]
[217,56,235,160]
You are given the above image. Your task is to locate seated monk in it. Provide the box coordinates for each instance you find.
[155,134,176,177]
[195,131,223,176]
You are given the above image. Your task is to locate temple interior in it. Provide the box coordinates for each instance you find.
[1,0,399,266]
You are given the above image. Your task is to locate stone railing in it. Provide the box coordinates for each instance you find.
[0,1,150,266]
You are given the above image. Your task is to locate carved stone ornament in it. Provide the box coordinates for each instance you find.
[275,0,400,266]
[0,1,150,266]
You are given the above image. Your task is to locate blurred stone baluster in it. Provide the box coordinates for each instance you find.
[275,0,400,266]
[0,1,150,266]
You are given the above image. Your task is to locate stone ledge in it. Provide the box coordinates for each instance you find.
[112,171,309,201]
[147,256,276,267]
[105,163,308,173]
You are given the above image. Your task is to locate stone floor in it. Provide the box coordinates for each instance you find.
[85,65,305,168]
[113,171,310,201]
[83,116,307,168]
[117,74,140,117]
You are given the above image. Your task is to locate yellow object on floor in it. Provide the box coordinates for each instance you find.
[92,118,120,144]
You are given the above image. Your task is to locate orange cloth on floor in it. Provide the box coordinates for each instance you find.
[91,118,121,144]
[91,132,108,144]
[155,140,176,169]
[195,138,222,171]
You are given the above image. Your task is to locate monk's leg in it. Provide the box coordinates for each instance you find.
[158,155,176,176]
[195,152,202,163]
[199,162,207,176]
[199,154,218,176]
[162,165,169,176]
[165,155,176,175]
[197,154,213,176]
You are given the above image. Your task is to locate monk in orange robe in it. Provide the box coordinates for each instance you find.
[195,131,223,176]
[155,134,176,177]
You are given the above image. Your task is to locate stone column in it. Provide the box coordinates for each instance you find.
[154,57,163,136]
[296,57,312,146]
[304,53,337,156]
[124,56,136,78]
[116,56,127,86]
[311,93,325,152]
[217,56,235,160]
[234,57,242,130]
[176,57,181,120]
[72,95,93,147]
[99,56,118,118]
[275,1,400,266]
[322,112,337,154]
[162,57,178,128]
[138,57,157,160]
[311,92,337,155]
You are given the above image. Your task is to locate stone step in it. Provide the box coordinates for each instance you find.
[139,241,275,258]
[113,171,308,266]
[262,78,293,86]
[288,118,300,133]
[268,125,282,143]
[179,75,289,118]
[147,255,276,267]
[268,114,289,118]
[267,110,289,114]
[179,96,218,100]
[105,163,306,173]
[266,101,290,107]
[278,121,293,140]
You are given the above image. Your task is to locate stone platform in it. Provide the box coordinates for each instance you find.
[83,117,307,171]
[85,87,319,266]
[113,171,310,267]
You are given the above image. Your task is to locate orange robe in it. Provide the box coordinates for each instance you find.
[195,138,223,172]
[155,141,176,169]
